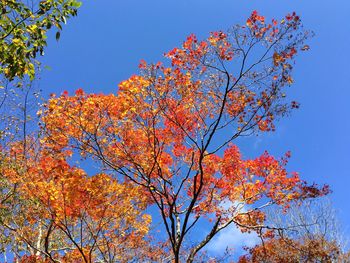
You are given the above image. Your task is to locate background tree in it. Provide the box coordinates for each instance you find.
[40,11,329,262]
[267,199,348,248]
[0,2,82,260]
[0,0,82,80]
[0,0,82,146]
[239,199,350,262]
[0,78,43,261]
[238,236,346,263]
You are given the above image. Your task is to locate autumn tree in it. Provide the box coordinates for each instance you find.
[38,11,329,262]
[0,136,166,262]
[0,83,164,262]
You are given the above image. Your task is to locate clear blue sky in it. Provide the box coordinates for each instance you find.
[40,0,350,240]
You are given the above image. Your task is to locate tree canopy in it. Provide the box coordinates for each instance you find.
[38,11,329,262]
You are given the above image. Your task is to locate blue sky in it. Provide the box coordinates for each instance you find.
[39,0,350,251]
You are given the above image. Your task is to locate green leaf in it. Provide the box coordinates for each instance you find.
[71,1,82,8]
[55,31,60,41]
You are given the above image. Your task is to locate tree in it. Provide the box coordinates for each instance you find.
[238,236,346,263]
[0,0,82,153]
[0,0,82,172]
[238,199,350,262]
[0,2,84,259]
[0,0,82,80]
[0,139,164,262]
[39,11,329,262]
[0,80,160,262]
[265,198,348,249]
[0,78,46,262]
